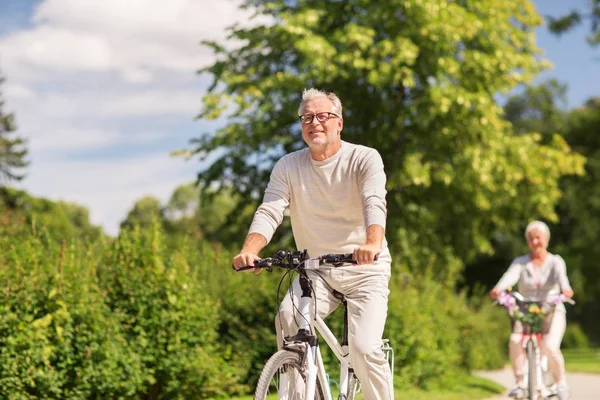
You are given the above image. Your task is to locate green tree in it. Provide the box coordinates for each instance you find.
[165,182,200,221]
[463,79,573,291]
[164,182,258,248]
[191,0,584,277]
[120,196,164,231]
[555,97,600,343]
[503,79,569,140]
[56,201,103,240]
[0,76,28,183]
[468,81,600,343]
[0,187,104,242]
[547,0,600,46]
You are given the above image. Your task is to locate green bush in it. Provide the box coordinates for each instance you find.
[384,269,506,389]
[0,221,239,399]
[0,187,103,243]
[192,242,286,391]
[0,203,511,398]
[562,323,590,349]
[97,225,241,399]
[0,229,144,399]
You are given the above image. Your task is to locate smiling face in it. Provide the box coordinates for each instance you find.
[299,97,343,159]
[527,228,549,256]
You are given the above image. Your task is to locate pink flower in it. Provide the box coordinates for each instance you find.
[497,292,517,315]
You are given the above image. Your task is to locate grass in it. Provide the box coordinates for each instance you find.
[392,375,505,400]
[226,348,599,400]
[564,347,600,374]
[230,374,505,400]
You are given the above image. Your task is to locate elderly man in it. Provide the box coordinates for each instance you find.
[233,88,394,399]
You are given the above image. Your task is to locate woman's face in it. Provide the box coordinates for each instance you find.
[527,228,549,255]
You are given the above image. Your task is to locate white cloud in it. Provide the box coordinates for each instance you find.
[0,0,258,235]
[17,152,199,235]
[11,88,202,120]
[28,127,171,153]
[102,89,201,117]
[4,82,37,100]
[121,68,154,84]
[30,127,123,152]
[2,26,112,72]
[0,0,261,83]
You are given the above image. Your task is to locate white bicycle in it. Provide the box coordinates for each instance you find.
[236,250,394,400]
[497,290,575,400]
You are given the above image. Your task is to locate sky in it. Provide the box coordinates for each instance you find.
[0,0,598,236]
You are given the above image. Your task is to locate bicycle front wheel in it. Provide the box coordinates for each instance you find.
[526,340,537,400]
[254,349,325,400]
[346,372,360,400]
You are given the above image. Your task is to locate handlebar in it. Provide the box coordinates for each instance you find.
[233,249,361,272]
[497,290,575,309]
[496,290,575,334]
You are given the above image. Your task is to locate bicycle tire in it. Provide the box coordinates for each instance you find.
[345,372,360,400]
[526,340,536,400]
[254,349,325,400]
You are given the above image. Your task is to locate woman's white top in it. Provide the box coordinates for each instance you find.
[494,253,572,313]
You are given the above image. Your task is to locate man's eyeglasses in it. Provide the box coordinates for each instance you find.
[299,112,340,125]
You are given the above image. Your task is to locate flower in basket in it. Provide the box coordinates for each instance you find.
[528,304,542,315]
[513,304,548,333]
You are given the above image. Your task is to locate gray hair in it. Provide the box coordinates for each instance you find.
[525,220,551,239]
[297,88,343,116]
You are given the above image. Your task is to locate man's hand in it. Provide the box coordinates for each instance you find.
[232,251,262,274]
[562,288,574,299]
[232,233,267,274]
[489,288,501,300]
[353,244,380,265]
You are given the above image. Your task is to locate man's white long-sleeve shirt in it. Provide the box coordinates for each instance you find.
[249,141,391,268]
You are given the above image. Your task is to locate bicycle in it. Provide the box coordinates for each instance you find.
[236,249,394,400]
[496,290,574,400]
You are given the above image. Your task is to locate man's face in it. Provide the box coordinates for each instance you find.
[300,97,343,150]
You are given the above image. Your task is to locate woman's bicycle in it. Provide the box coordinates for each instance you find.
[236,249,394,400]
[496,290,574,400]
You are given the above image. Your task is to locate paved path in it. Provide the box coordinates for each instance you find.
[477,367,600,400]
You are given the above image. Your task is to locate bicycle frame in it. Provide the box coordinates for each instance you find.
[247,251,393,400]
[521,332,553,399]
[283,263,394,400]
[282,273,355,400]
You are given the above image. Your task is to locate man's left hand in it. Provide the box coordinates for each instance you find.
[353,244,380,265]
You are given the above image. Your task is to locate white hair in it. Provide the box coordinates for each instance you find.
[297,88,343,116]
[525,220,551,239]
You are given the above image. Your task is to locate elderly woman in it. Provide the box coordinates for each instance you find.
[490,221,574,400]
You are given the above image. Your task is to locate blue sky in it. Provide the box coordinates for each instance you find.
[533,0,600,107]
[0,0,598,235]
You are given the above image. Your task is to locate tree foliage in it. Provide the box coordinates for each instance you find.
[191,0,584,278]
[547,0,600,46]
[120,196,164,231]
[0,221,241,399]
[468,80,600,344]
[0,186,103,242]
[503,79,569,141]
[554,97,600,343]
[0,76,28,183]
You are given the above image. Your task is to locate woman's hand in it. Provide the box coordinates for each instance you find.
[489,288,501,300]
[562,288,574,298]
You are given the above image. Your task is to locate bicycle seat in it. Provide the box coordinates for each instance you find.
[332,290,345,302]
